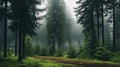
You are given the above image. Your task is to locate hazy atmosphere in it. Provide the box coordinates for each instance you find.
[0,0,120,67]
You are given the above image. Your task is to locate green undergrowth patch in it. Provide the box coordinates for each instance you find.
[0,56,19,67]
[0,56,75,67]
[23,57,75,67]
[76,58,120,65]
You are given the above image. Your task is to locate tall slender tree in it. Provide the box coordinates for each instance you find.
[9,0,45,61]
[3,0,8,57]
[112,0,116,51]
[101,0,105,46]
[0,0,4,50]
[75,0,98,57]
[47,0,67,55]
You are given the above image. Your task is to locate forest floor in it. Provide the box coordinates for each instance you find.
[34,56,120,67]
[0,56,120,67]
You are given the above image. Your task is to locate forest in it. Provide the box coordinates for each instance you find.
[0,0,120,67]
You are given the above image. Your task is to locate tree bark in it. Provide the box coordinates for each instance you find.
[101,4,104,46]
[3,0,7,57]
[97,9,100,45]
[22,33,26,59]
[15,31,18,56]
[18,19,23,62]
[113,0,116,51]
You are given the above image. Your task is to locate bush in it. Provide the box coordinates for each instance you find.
[48,45,55,56]
[40,47,48,56]
[34,44,41,55]
[54,49,63,57]
[8,51,13,56]
[25,35,34,56]
[0,51,2,57]
[110,51,120,63]
[94,46,112,61]
[67,45,76,58]
[77,47,91,59]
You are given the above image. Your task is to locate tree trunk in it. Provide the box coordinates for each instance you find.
[3,0,7,57]
[22,33,26,59]
[113,0,116,51]
[97,9,100,45]
[101,4,104,46]
[18,20,23,62]
[15,31,18,56]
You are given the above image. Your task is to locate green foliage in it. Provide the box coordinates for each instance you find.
[47,0,67,51]
[54,49,63,57]
[48,45,55,56]
[0,51,2,57]
[67,45,77,58]
[25,35,34,56]
[111,51,120,63]
[34,45,48,56]
[0,56,75,67]
[7,51,13,57]
[34,44,41,55]
[77,46,91,59]
[83,33,98,58]
[40,47,48,56]
[94,45,112,61]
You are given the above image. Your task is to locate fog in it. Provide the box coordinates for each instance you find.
[33,0,83,50]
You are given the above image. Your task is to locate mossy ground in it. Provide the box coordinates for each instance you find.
[0,56,75,67]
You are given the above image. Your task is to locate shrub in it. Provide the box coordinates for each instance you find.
[67,45,76,58]
[54,49,63,57]
[77,47,91,59]
[0,51,2,57]
[40,47,48,56]
[48,45,55,56]
[25,35,34,56]
[110,51,120,63]
[34,44,41,55]
[94,46,112,61]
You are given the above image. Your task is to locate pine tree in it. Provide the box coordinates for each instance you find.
[3,0,8,57]
[9,0,45,61]
[47,0,67,55]
[75,0,98,57]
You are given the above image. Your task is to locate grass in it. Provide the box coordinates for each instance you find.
[0,56,75,67]
[76,58,120,64]
[34,56,120,67]
[0,56,19,67]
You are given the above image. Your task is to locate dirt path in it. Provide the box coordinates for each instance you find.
[34,56,120,67]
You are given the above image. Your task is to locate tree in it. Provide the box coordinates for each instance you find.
[25,35,33,56]
[112,0,116,51]
[3,0,8,57]
[75,0,98,57]
[47,0,67,55]
[101,0,105,46]
[0,0,4,50]
[106,0,120,51]
[9,0,45,61]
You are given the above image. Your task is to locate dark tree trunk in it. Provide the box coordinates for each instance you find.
[101,4,104,46]
[0,22,4,50]
[22,33,26,59]
[15,31,18,56]
[97,9,100,45]
[18,0,26,62]
[52,37,55,55]
[90,0,97,56]
[91,1,96,43]
[18,20,23,62]
[113,0,116,51]
[3,0,7,57]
